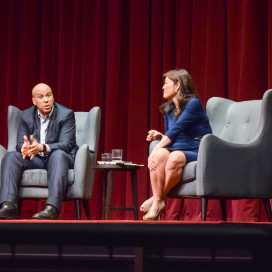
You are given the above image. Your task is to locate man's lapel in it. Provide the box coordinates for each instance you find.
[33,110,41,142]
[45,104,57,143]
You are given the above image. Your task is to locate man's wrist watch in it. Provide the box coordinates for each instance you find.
[42,144,46,152]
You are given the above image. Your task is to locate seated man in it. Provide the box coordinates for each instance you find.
[0,83,78,220]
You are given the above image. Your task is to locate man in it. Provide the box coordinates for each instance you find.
[0,83,78,219]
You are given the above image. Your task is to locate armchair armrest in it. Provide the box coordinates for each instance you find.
[149,140,160,154]
[0,145,7,186]
[0,145,7,163]
[87,107,101,156]
[72,144,96,198]
[196,134,272,198]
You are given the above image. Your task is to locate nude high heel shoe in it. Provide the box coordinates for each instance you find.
[140,197,153,213]
[143,200,165,221]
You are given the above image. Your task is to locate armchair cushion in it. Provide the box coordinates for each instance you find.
[21,169,75,187]
[167,179,197,197]
[208,98,261,143]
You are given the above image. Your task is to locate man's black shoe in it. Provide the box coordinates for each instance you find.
[32,204,59,220]
[0,202,19,219]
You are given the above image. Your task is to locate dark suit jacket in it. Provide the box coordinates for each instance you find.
[16,103,78,158]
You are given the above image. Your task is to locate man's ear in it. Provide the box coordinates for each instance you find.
[32,97,36,106]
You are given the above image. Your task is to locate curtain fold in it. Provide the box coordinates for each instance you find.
[0,0,271,221]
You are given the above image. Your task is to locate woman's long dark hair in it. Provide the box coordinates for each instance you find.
[159,69,199,118]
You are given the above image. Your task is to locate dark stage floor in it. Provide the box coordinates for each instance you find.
[0,220,271,272]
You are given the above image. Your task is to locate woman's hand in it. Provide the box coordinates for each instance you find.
[146,130,163,141]
[148,152,156,171]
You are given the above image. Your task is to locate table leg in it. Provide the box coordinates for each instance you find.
[131,170,138,220]
[104,170,113,220]
[102,171,108,220]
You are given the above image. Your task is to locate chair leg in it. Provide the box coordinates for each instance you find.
[75,200,81,220]
[263,199,272,222]
[201,197,208,221]
[220,199,227,221]
[82,200,91,220]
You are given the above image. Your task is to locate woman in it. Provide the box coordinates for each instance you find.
[141,69,212,220]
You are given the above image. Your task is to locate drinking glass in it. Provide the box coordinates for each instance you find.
[101,153,112,161]
[111,149,123,161]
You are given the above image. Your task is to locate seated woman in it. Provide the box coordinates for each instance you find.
[141,69,212,220]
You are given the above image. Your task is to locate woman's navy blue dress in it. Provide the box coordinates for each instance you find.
[164,97,212,163]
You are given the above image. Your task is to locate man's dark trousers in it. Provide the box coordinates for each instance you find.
[0,150,74,211]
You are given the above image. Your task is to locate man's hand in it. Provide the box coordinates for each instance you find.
[21,135,30,159]
[28,135,43,160]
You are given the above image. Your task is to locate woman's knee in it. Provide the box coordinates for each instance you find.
[165,152,186,171]
[152,148,170,164]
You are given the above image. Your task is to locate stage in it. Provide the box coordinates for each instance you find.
[0,220,271,271]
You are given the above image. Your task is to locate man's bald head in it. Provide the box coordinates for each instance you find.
[32,83,52,97]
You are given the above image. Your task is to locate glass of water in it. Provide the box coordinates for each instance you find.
[111,149,123,161]
[101,153,112,161]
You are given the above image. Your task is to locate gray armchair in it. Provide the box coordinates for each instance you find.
[150,89,272,221]
[0,105,101,220]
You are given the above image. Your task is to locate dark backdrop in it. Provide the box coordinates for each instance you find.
[0,0,271,221]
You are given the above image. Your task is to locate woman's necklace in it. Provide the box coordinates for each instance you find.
[175,107,181,114]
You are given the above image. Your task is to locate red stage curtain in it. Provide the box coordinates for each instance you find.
[0,0,271,221]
